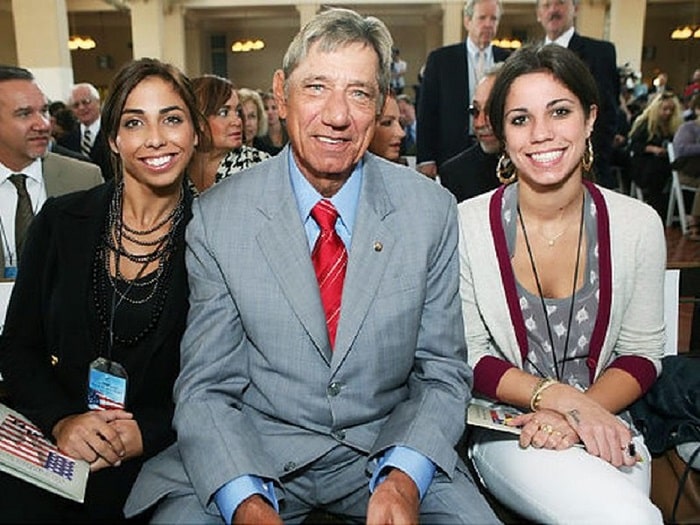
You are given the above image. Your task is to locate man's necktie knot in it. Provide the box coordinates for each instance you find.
[310,199,347,349]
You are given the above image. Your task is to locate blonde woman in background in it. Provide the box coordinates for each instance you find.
[628,91,683,217]
[368,93,406,163]
[188,76,269,196]
[238,88,268,151]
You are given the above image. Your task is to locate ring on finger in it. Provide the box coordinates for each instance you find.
[539,423,554,434]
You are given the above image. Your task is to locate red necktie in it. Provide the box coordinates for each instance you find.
[311,199,347,348]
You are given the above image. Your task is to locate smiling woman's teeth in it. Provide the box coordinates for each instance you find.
[531,150,562,163]
[145,155,172,167]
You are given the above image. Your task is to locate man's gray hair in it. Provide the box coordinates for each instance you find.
[464,0,503,18]
[69,82,100,103]
[282,7,393,113]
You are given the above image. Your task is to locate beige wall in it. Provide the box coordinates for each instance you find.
[0,9,17,65]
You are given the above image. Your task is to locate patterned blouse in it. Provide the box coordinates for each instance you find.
[187,146,270,197]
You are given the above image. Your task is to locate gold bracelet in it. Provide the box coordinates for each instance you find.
[530,377,558,412]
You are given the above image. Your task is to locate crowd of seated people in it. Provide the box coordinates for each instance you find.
[0,5,697,523]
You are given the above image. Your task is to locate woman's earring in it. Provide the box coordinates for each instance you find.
[496,153,517,185]
[582,137,594,172]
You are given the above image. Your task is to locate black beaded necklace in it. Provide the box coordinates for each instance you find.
[517,191,585,382]
[93,181,184,350]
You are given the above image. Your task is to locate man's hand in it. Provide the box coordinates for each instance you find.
[366,469,420,525]
[234,494,282,525]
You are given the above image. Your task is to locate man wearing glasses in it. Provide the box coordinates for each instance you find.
[58,83,113,180]
[440,64,502,202]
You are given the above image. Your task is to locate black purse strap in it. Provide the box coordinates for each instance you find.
[671,441,700,524]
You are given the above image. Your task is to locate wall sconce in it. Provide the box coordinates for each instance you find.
[492,38,522,49]
[231,39,265,53]
[670,26,700,40]
[68,35,97,50]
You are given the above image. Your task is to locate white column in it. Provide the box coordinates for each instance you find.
[11,0,73,102]
[129,0,164,59]
[609,0,646,73]
[576,0,607,41]
[163,2,186,70]
[296,2,320,30]
[441,0,464,46]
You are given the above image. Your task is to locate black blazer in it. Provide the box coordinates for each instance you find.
[57,126,114,181]
[567,33,620,188]
[440,143,500,203]
[0,182,190,454]
[417,43,510,168]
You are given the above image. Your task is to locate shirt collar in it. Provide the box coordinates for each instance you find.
[0,158,44,184]
[81,118,101,137]
[288,148,362,236]
[545,26,575,47]
[466,38,491,58]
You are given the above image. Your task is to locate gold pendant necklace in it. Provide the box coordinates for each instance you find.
[537,226,568,247]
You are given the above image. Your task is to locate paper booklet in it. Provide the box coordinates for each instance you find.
[0,402,89,502]
[466,398,523,435]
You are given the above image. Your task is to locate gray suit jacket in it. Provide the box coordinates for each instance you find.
[42,152,103,197]
[126,149,470,516]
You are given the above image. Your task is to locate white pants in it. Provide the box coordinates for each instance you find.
[469,429,663,525]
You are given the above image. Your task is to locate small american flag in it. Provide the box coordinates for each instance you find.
[0,414,75,481]
[87,388,125,411]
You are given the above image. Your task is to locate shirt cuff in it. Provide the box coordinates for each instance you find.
[214,475,278,525]
[369,446,436,501]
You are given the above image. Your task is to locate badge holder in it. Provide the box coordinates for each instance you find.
[87,357,128,411]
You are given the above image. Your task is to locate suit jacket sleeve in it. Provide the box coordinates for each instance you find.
[369,193,471,476]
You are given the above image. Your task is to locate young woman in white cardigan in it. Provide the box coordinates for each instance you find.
[458,44,664,524]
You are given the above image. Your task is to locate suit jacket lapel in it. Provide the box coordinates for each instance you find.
[331,156,394,370]
[255,156,332,363]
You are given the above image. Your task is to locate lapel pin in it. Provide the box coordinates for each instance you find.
[50,355,58,366]
[373,241,383,252]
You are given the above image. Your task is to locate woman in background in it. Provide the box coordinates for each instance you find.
[0,58,202,522]
[368,93,406,163]
[628,91,683,217]
[257,90,288,155]
[188,75,269,196]
[459,45,664,524]
[238,87,268,151]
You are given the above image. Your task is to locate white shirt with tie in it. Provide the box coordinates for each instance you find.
[0,159,46,268]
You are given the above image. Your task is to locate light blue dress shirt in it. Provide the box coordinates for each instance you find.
[214,150,435,524]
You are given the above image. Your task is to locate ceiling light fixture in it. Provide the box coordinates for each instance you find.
[68,35,97,50]
[231,39,265,53]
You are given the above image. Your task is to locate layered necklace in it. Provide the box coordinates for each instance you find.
[517,192,585,382]
[94,180,185,348]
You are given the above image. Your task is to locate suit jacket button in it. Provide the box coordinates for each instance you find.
[332,429,346,441]
[283,461,296,472]
[327,382,341,396]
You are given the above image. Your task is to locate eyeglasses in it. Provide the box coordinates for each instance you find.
[71,98,95,109]
[468,104,482,118]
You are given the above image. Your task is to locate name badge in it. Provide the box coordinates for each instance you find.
[87,357,128,411]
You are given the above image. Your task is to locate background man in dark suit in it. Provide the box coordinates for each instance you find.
[417,0,509,179]
[537,0,620,188]
[397,94,417,156]
[59,82,113,180]
[440,64,502,202]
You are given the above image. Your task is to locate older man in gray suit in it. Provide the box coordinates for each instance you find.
[0,66,102,275]
[125,8,498,524]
